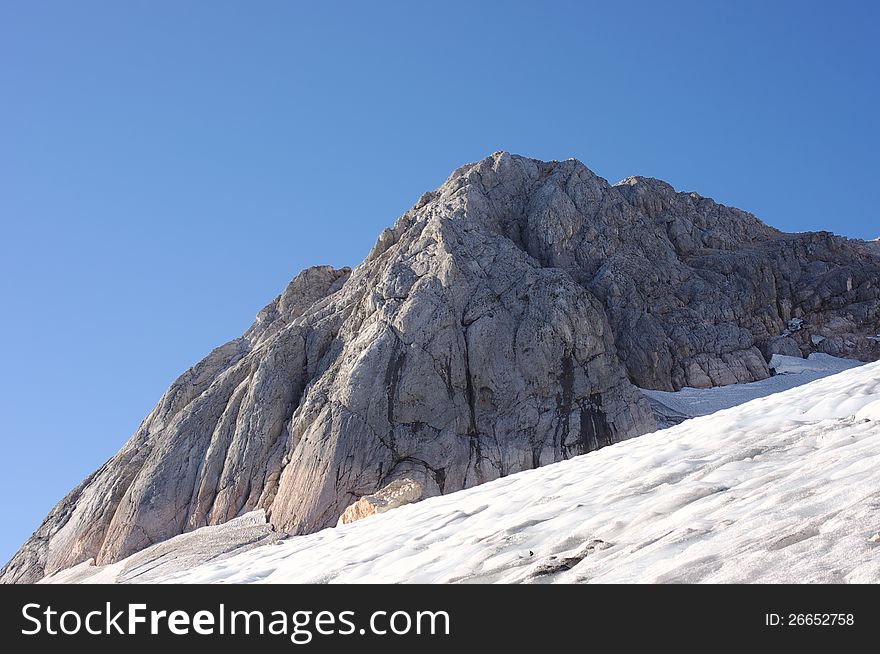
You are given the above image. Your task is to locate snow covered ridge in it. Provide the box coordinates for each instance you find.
[49,359,880,584]
[642,353,862,425]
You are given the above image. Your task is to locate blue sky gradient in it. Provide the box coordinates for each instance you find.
[1,1,877,563]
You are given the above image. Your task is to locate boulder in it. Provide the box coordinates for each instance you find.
[337,479,424,525]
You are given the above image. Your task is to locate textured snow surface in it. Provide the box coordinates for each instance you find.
[641,353,862,419]
[150,360,880,584]
[39,510,279,584]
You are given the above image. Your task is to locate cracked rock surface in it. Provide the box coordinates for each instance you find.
[4,152,878,583]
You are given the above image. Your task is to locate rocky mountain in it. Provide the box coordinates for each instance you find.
[4,152,879,583]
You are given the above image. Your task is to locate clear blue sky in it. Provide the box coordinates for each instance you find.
[1,1,877,565]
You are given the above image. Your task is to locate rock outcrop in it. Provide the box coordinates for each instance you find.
[38,510,280,584]
[337,478,423,525]
[4,152,879,583]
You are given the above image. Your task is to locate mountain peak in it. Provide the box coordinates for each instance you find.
[4,154,879,584]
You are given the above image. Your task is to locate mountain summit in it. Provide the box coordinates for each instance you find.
[4,152,879,583]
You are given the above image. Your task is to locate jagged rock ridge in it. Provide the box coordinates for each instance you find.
[4,152,879,583]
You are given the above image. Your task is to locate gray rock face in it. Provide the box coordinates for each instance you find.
[763,336,803,359]
[4,152,879,583]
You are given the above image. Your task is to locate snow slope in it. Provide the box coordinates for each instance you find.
[39,510,279,584]
[48,359,880,584]
[642,353,862,421]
